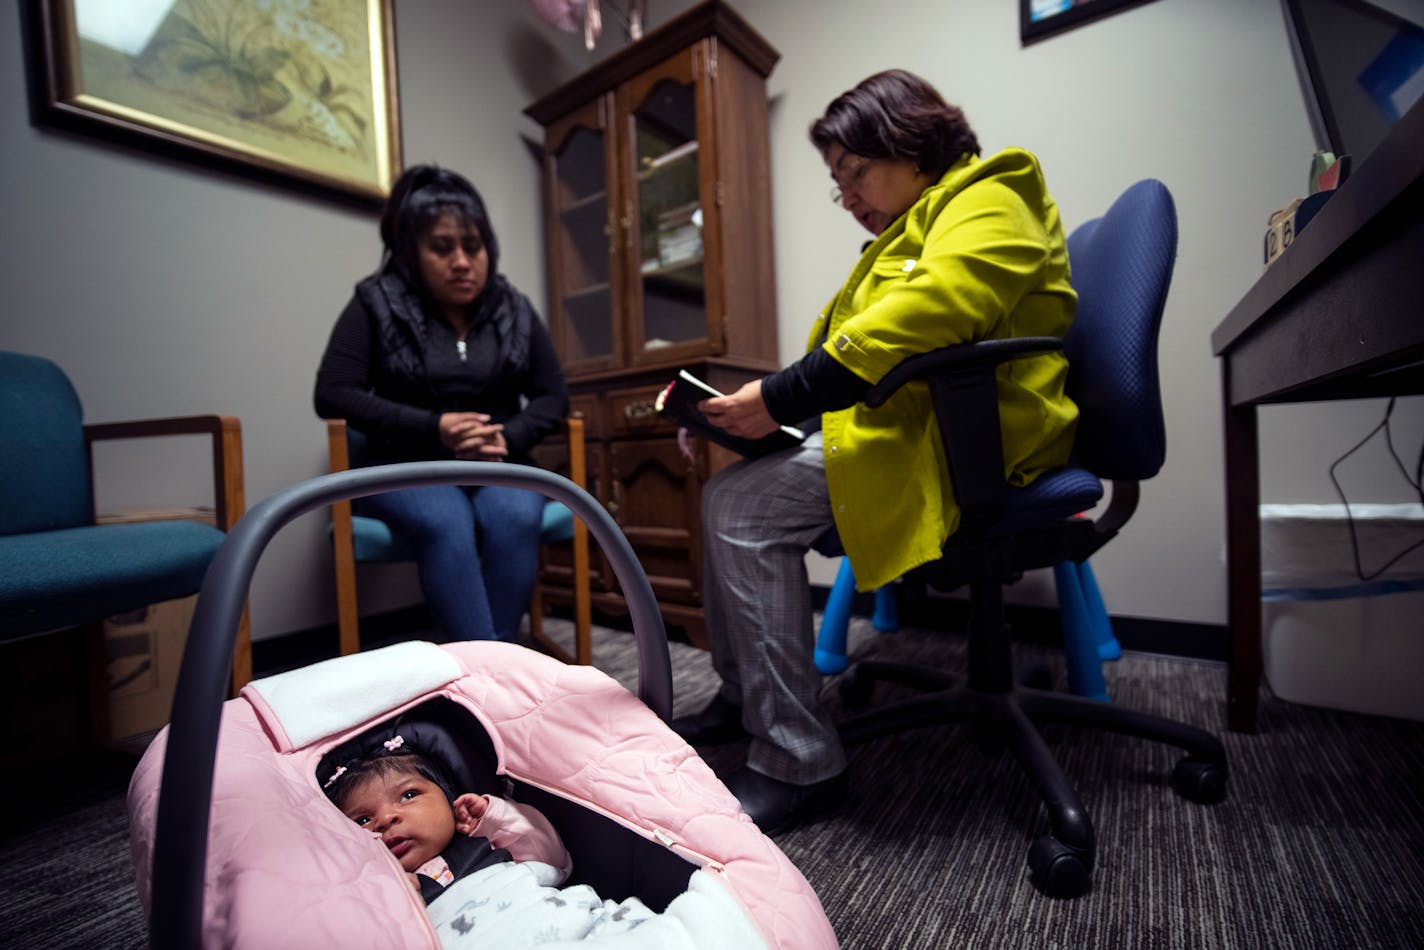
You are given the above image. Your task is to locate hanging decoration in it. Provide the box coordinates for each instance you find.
[529,0,647,51]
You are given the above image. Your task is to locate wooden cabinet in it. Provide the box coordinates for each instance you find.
[526,0,780,645]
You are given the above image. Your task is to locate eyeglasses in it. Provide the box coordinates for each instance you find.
[829,156,872,205]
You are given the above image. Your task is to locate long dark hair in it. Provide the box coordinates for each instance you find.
[379,164,501,288]
[809,69,979,180]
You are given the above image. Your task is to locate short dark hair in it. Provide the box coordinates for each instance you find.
[321,749,455,812]
[380,164,500,287]
[809,69,980,181]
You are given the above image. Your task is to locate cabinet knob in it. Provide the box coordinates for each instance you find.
[623,400,657,422]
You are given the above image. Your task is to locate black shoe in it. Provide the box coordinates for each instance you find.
[670,695,747,746]
[724,767,848,837]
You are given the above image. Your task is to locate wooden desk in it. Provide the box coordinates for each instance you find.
[1211,99,1424,733]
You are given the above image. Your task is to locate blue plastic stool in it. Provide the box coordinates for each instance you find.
[1051,559,1119,701]
[814,557,1120,700]
[814,558,898,674]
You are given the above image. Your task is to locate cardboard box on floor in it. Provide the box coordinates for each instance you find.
[96,507,215,746]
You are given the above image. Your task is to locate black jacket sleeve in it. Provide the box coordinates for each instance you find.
[760,347,871,428]
[499,315,569,459]
[312,294,443,451]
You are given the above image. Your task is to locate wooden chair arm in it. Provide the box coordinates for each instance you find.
[324,420,355,532]
[85,415,245,530]
[565,415,586,488]
[324,420,360,658]
[563,415,592,665]
[324,420,355,539]
[325,419,352,474]
[83,413,250,694]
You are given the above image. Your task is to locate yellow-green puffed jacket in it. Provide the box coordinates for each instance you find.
[815,148,1078,591]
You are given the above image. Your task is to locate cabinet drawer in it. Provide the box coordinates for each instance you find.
[609,436,702,605]
[607,383,677,438]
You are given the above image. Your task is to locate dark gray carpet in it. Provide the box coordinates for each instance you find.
[5,616,1422,949]
[1,754,148,949]
[576,618,1424,950]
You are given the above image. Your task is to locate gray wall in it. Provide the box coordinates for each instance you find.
[1,0,1416,640]
[0,1,582,637]
[718,0,1424,619]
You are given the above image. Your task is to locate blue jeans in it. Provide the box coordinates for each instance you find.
[356,484,546,641]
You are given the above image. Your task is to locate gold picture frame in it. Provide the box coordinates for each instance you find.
[29,0,401,204]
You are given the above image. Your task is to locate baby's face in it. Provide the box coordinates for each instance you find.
[341,770,456,873]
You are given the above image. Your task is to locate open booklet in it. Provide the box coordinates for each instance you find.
[655,369,806,459]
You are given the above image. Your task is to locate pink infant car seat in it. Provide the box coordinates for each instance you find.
[126,462,837,948]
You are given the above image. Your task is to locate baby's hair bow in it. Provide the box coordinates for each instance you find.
[322,766,347,789]
[383,735,405,752]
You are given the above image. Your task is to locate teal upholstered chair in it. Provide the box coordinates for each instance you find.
[0,350,251,712]
[324,417,592,664]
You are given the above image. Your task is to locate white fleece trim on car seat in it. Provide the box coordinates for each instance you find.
[243,641,463,750]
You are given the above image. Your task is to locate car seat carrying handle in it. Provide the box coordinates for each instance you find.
[148,462,671,950]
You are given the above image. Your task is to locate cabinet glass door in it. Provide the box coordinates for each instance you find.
[628,72,709,361]
[549,106,618,371]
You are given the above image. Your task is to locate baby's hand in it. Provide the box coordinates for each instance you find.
[452,793,489,835]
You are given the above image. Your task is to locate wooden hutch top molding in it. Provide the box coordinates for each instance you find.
[524,0,780,126]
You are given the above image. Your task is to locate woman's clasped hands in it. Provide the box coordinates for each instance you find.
[440,411,508,461]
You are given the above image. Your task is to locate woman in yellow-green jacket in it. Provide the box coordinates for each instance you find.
[670,70,1079,837]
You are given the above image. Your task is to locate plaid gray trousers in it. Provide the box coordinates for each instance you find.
[701,431,848,785]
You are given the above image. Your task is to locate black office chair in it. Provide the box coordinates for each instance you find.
[835,179,1227,897]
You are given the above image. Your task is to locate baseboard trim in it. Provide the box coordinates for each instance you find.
[809,583,1229,663]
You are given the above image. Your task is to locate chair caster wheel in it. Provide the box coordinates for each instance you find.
[1172,757,1228,804]
[838,669,874,708]
[1027,834,1092,898]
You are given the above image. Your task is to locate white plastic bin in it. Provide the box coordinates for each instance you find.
[1260,504,1424,720]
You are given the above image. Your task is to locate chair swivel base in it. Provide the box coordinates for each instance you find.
[836,659,1228,898]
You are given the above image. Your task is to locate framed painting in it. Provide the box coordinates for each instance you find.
[28,0,401,204]
[1020,0,1161,45]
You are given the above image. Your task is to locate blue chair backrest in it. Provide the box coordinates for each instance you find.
[0,351,94,536]
[1063,179,1177,482]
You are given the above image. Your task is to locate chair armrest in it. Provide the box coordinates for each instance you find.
[523,415,593,666]
[324,420,361,657]
[84,415,245,531]
[864,337,1063,407]
[561,416,593,665]
[326,419,352,475]
[84,413,250,692]
[565,416,586,488]
[864,339,1060,531]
